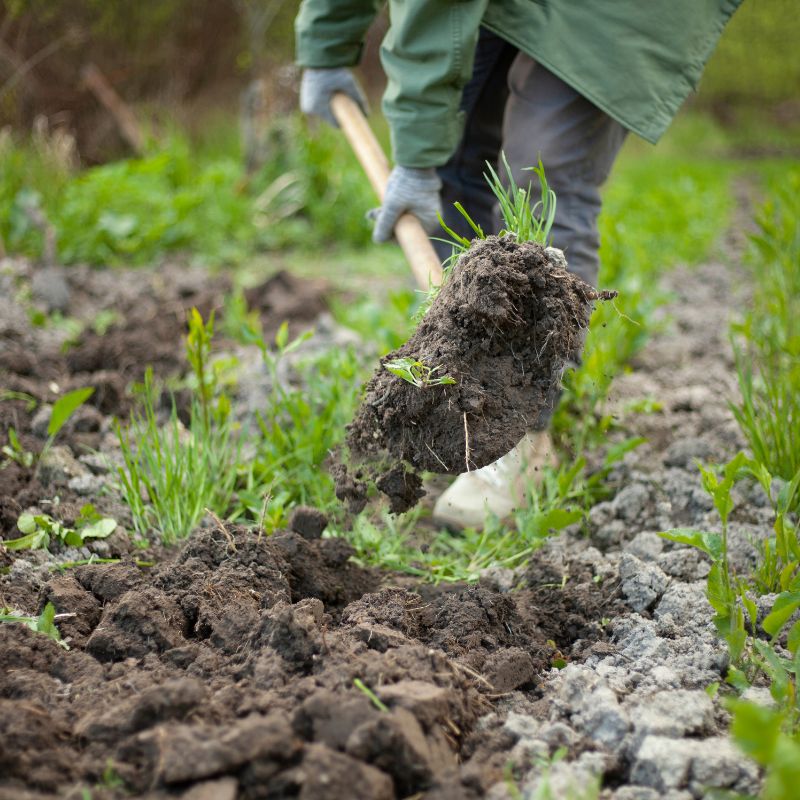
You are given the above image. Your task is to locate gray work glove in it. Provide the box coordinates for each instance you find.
[371,166,442,244]
[299,67,368,128]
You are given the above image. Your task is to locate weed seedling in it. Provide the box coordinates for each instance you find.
[383,356,456,388]
[2,505,117,551]
[1,427,34,468]
[353,678,389,712]
[0,601,67,648]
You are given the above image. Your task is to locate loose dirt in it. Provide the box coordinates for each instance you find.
[0,524,618,799]
[343,236,610,511]
[0,245,770,799]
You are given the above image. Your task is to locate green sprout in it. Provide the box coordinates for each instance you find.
[0,602,68,648]
[2,505,117,552]
[383,356,456,388]
[353,678,389,713]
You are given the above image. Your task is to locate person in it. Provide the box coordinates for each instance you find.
[295,0,742,529]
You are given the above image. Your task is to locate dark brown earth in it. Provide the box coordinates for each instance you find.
[0,257,624,798]
[342,236,608,512]
[0,523,620,800]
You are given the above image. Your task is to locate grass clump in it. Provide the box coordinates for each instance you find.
[731,171,800,491]
[116,311,240,543]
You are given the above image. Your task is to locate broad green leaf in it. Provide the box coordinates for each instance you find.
[763,592,800,637]
[707,561,733,614]
[728,699,782,763]
[787,619,800,655]
[17,512,37,534]
[275,320,289,350]
[660,528,723,560]
[2,529,49,550]
[537,508,583,533]
[63,530,83,547]
[79,518,117,540]
[48,387,95,439]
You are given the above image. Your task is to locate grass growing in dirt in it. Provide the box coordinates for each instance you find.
[731,170,800,490]
[661,174,800,800]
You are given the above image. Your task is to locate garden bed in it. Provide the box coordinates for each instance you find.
[0,253,771,799]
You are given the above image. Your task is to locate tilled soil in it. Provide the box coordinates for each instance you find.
[0,250,771,799]
[0,518,620,799]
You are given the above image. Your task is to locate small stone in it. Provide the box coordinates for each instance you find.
[624,532,664,562]
[37,445,90,486]
[663,437,712,469]
[576,685,630,748]
[740,686,775,708]
[180,778,237,800]
[31,266,71,312]
[611,787,660,800]
[289,506,328,540]
[612,483,650,522]
[631,735,694,790]
[545,247,568,270]
[619,553,669,612]
[629,689,714,739]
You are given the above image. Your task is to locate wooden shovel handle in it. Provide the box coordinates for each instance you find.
[330,93,443,290]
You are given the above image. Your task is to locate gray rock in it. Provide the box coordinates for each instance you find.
[656,549,710,581]
[663,438,712,469]
[612,483,650,522]
[576,685,630,748]
[620,553,669,612]
[31,266,71,313]
[654,581,711,624]
[610,787,660,800]
[37,445,90,486]
[545,247,568,270]
[630,735,694,790]
[624,532,664,562]
[628,689,714,739]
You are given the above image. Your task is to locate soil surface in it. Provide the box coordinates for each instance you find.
[0,246,771,799]
[343,237,606,512]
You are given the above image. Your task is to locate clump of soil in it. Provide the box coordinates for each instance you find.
[0,521,618,799]
[342,236,610,511]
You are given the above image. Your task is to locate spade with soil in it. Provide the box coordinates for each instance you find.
[331,94,612,513]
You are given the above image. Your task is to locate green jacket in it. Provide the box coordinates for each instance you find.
[295,0,741,168]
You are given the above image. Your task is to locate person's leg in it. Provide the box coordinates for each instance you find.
[502,57,628,288]
[433,29,517,262]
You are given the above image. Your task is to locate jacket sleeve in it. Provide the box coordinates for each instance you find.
[382,0,489,168]
[295,0,382,68]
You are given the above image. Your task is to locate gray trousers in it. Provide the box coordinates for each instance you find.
[435,29,628,288]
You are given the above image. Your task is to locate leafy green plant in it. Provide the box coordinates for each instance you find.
[233,321,366,527]
[0,602,67,648]
[660,452,751,661]
[729,697,800,800]
[383,356,456,388]
[2,505,116,551]
[116,367,239,544]
[116,309,240,543]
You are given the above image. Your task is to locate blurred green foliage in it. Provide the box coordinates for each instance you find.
[700,0,800,106]
[0,117,374,266]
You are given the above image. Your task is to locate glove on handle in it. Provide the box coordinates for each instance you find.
[330,92,443,290]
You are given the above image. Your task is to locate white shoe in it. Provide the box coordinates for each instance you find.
[432,431,557,530]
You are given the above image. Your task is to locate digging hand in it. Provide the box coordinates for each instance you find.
[371,166,442,244]
[299,67,368,128]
